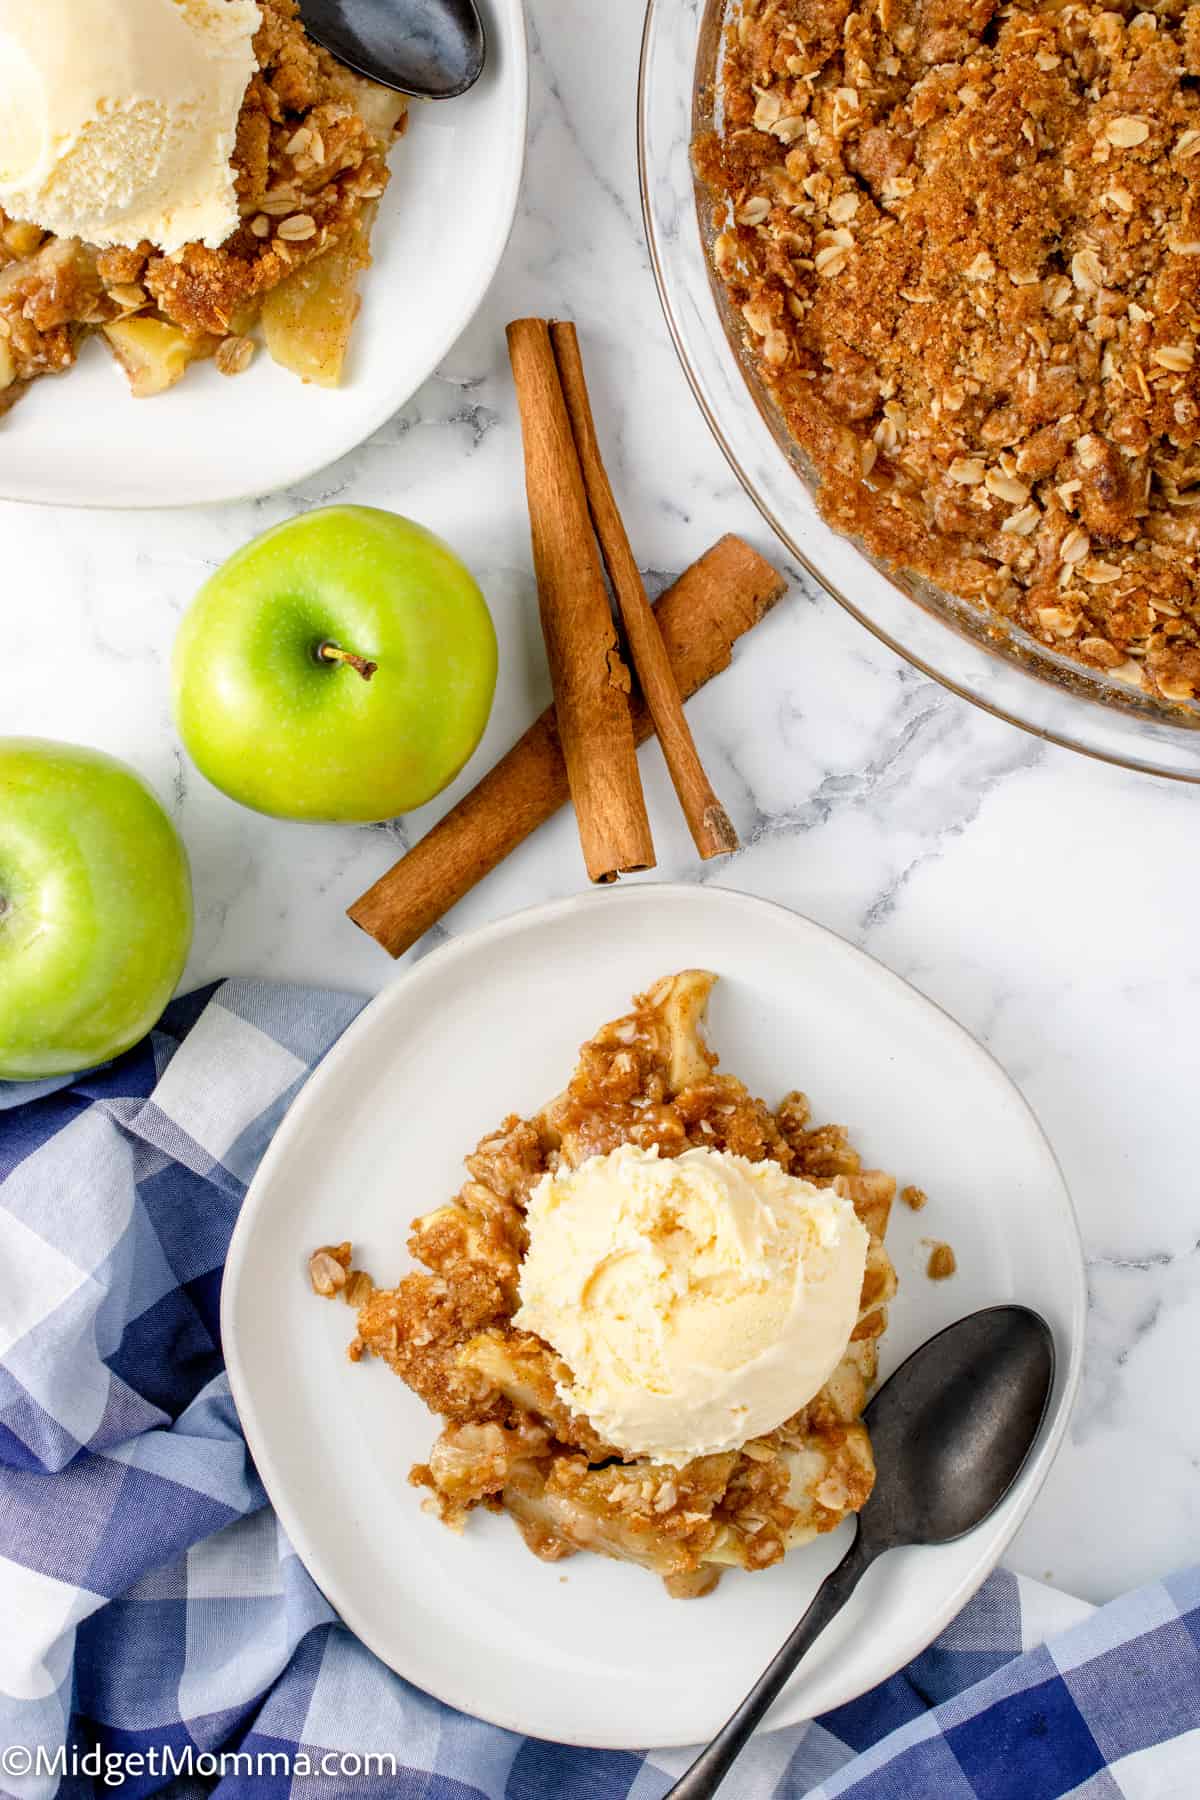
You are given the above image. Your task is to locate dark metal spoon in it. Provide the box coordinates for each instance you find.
[667,1305,1056,1800]
[298,0,486,99]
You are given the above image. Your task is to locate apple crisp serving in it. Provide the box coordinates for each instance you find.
[311,972,898,1597]
[0,0,405,415]
[697,0,1200,703]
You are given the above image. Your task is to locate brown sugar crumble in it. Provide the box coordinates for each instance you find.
[925,1240,958,1280]
[696,0,1200,704]
[901,1184,928,1211]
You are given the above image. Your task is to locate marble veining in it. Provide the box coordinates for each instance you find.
[2,0,1198,1609]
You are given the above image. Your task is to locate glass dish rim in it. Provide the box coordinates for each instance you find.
[637,0,1200,784]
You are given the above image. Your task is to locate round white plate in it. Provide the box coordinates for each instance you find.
[222,884,1084,1749]
[0,0,527,509]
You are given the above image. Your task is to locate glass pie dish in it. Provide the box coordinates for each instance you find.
[638,0,1200,781]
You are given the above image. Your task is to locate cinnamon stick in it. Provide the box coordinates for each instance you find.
[348,535,786,959]
[550,322,738,861]
[506,317,655,883]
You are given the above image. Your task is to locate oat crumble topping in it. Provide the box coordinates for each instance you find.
[925,1240,958,1279]
[696,0,1200,703]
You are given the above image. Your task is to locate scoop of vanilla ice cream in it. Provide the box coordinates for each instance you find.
[514,1143,869,1467]
[0,0,261,254]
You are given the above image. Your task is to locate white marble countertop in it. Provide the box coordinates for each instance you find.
[3,0,1197,1615]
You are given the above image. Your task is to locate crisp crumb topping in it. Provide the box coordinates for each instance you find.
[697,0,1200,705]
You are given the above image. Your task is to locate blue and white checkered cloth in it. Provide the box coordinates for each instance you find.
[2,979,1198,1799]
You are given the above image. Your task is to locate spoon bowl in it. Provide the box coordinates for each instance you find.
[298,0,486,99]
[667,1305,1056,1799]
[860,1304,1056,1551]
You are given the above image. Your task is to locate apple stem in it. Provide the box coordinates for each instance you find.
[315,640,378,682]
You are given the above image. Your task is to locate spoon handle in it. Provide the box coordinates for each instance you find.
[665,1529,875,1800]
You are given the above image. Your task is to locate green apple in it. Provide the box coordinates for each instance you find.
[0,740,193,1081]
[172,507,498,823]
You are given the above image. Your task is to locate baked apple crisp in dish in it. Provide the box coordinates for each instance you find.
[0,0,406,416]
[311,972,898,1598]
[696,0,1200,705]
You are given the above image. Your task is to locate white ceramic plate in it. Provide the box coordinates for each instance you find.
[223,885,1084,1748]
[0,0,527,509]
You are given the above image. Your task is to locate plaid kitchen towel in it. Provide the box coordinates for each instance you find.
[2,980,1198,1800]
